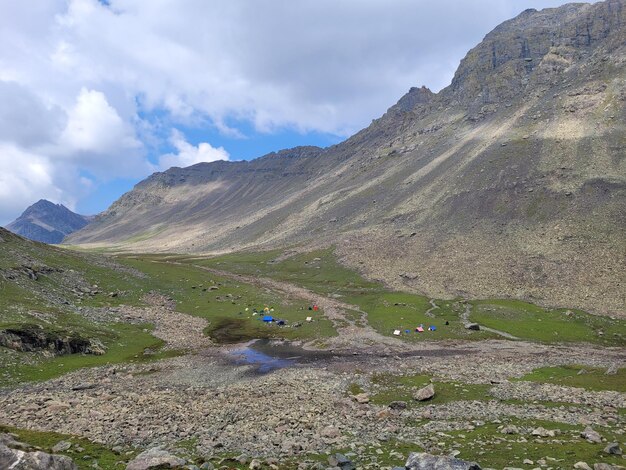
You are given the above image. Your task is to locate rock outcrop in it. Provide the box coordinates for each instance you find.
[0,325,106,356]
[405,452,482,470]
[125,447,186,470]
[0,438,77,470]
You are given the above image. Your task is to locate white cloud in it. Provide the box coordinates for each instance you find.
[60,88,139,154]
[158,130,229,170]
[0,144,76,223]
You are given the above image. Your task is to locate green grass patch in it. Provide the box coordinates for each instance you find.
[180,249,495,341]
[437,420,624,469]
[369,373,492,406]
[470,299,626,346]
[516,365,626,392]
[118,256,337,342]
[182,248,626,345]
[0,424,136,470]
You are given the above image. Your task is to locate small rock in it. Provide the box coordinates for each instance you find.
[574,462,592,470]
[593,464,617,470]
[531,427,556,438]
[500,425,519,435]
[353,393,369,404]
[465,323,480,331]
[405,452,481,469]
[329,453,355,470]
[603,442,622,455]
[581,426,602,443]
[389,401,408,410]
[523,459,534,465]
[52,441,72,453]
[249,459,262,469]
[126,447,186,470]
[413,384,435,401]
[71,383,96,391]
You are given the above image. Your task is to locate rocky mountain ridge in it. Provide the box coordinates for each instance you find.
[6,200,92,244]
[67,0,626,316]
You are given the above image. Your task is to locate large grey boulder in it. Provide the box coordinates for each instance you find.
[603,442,622,455]
[581,426,602,443]
[413,384,435,401]
[0,443,78,470]
[405,452,482,470]
[126,447,186,470]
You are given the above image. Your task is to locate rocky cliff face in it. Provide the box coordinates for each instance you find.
[68,0,626,315]
[6,200,91,244]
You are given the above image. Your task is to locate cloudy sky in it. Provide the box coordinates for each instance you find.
[0,0,589,224]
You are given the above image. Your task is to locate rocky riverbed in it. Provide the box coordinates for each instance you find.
[0,295,624,469]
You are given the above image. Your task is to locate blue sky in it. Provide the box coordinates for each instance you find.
[0,0,589,224]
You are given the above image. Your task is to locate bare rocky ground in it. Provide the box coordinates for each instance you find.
[0,284,624,469]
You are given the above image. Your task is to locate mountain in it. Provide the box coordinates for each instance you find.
[68,0,626,316]
[7,200,92,244]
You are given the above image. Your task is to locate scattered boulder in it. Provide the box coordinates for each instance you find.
[603,442,622,455]
[126,447,186,470]
[465,323,480,331]
[51,440,72,453]
[593,464,617,470]
[353,393,370,404]
[389,400,408,410]
[531,427,557,438]
[0,443,78,470]
[581,426,602,443]
[574,463,592,470]
[413,383,435,401]
[249,459,262,469]
[605,363,618,375]
[328,453,355,470]
[71,383,97,391]
[500,425,519,435]
[405,452,482,469]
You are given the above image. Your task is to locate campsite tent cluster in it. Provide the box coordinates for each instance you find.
[393,324,437,336]
[246,305,320,327]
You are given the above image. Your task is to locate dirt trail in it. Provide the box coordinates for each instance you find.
[425,299,439,318]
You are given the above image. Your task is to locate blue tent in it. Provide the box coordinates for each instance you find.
[263,315,274,322]
[429,325,436,331]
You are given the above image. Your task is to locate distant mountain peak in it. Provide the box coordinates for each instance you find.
[6,200,91,244]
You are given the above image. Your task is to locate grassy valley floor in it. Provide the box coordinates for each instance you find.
[0,239,624,469]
